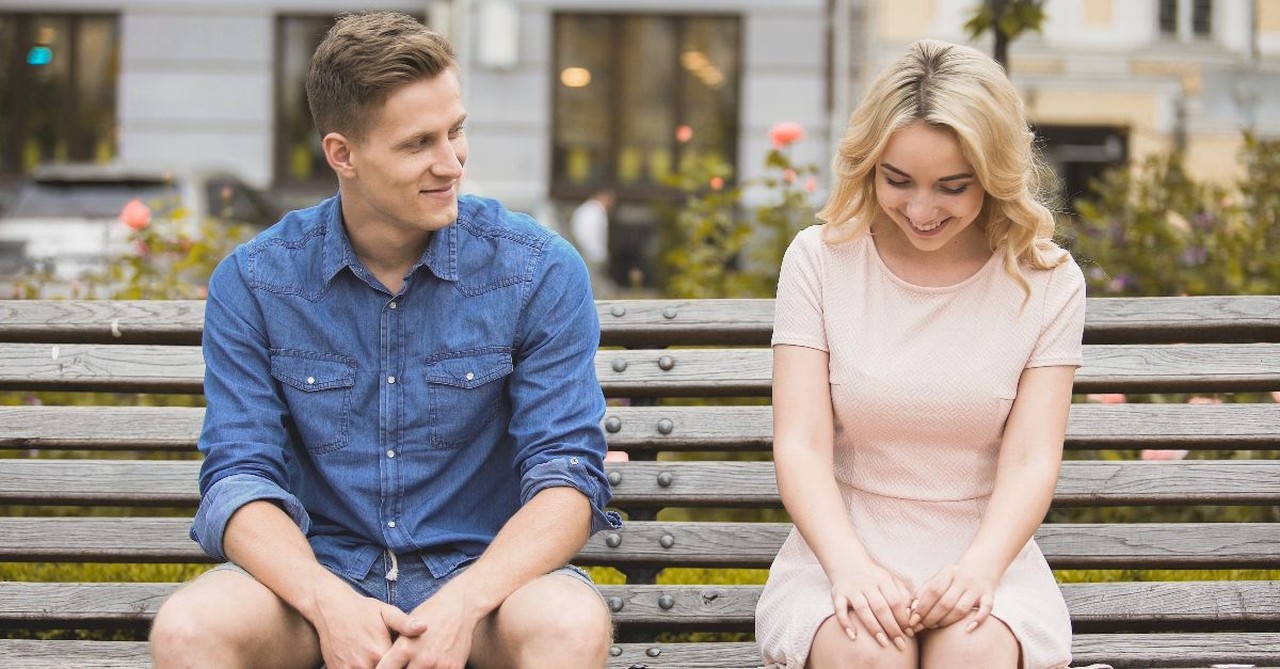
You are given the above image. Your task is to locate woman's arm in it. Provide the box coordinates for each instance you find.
[773,344,912,649]
[911,364,1076,631]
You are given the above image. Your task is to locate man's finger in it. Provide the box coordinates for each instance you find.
[381,605,428,637]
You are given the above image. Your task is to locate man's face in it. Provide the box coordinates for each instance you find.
[345,70,468,235]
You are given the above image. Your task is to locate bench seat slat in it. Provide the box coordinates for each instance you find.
[2,517,1277,570]
[7,459,1278,508]
[1,581,1276,630]
[5,343,1280,395]
[3,636,1279,669]
[5,297,1280,346]
[6,403,1279,452]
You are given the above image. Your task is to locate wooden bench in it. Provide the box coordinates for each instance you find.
[2,296,1279,668]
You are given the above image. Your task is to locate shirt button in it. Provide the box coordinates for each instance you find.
[387,521,396,528]
[465,372,475,381]
[387,376,396,384]
[386,450,395,458]
[306,376,315,385]
[389,301,398,310]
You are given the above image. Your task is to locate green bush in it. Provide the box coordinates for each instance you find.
[1069,133,1280,296]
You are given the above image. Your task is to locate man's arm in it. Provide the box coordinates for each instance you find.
[224,501,426,669]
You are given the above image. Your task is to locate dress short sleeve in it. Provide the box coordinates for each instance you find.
[1027,256,1086,368]
[772,226,828,352]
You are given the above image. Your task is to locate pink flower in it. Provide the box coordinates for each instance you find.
[709,176,724,191]
[120,198,151,231]
[1272,391,1280,403]
[1187,396,1222,404]
[782,168,797,184]
[1141,449,1189,461]
[675,125,693,143]
[769,121,806,149]
[804,177,819,193]
[1085,393,1127,404]
[604,450,629,463]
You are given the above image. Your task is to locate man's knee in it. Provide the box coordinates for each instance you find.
[482,574,612,667]
[150,585,231,668]
[149,570,319,669]
[534,593,612,657]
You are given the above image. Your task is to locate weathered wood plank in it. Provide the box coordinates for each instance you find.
[0,343,204,393]
[4,459,1279,508]
[5,403,1279,453]
[3,636,1278,669]
[3,517,1277,570]
[0,301,205,346]
[5,343,1280,395]
[0,406,206,451]
[2,581,1276,630]
[1085,295,1280,344]
[4,296,1279,346]
[606,635,1280,668]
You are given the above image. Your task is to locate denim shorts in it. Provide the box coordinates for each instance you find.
[211,551,599,614]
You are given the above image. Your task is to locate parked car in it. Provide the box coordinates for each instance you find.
[0,163,281,292]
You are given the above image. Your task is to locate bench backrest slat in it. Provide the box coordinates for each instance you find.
[5,297,1280,345]
[4,458,1279,508]
[4,403,1279,452]
[6,343,1280,395]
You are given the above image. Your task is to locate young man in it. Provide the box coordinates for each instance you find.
[149,12,617,669]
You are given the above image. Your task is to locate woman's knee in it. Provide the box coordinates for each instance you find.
[919,617,1019,668]
[807,617,916,669]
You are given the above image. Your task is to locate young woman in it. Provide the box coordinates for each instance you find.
[755,39,1085,669]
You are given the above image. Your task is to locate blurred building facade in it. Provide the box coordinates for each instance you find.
[1,0,1277,222]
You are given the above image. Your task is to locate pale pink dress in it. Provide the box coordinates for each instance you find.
[755,225,1085,669]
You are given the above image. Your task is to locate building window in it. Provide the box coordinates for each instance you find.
[551,13,741,201]
[1159,0,1212,39]
[274,15,338,194]
[0,13,119,178]
[1191,0,1212,36]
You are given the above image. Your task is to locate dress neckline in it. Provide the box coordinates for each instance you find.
[865,234,1002,294]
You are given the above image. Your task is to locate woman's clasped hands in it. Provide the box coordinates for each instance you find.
[828,563,913,651]
[830,559,999,650]
[908,560,998,635]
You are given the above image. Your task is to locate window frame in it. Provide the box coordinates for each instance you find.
[0,12,120,178]
[548,12,743,204]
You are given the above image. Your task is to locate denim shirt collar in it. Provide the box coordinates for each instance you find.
[317,194,461,288]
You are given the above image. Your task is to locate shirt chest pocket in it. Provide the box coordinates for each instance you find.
[424,348,513,449]
[269,350,357,455]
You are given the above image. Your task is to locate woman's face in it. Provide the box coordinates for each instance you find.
[874,123,987,254]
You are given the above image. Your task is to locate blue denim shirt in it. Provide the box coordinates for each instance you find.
[191,194,619,583]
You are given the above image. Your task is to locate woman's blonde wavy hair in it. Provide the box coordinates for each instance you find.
[818,39,1068,297]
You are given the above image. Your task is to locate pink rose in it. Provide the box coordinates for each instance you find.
[1141,449,1189,461]
[675,125,693,143]
[709,176,724,191]
[782,169,797,184]
[1085,393,1127,404]
[769,121,806,149]
[120,198,152,231]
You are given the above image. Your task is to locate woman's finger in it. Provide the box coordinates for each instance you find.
[831,592,857,641]
[966,592,995,633]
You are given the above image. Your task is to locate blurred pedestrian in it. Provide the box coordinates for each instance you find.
[569,187,617,296]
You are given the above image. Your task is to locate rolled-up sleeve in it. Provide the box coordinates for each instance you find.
[190,252,310,560]
[507,234,620,534]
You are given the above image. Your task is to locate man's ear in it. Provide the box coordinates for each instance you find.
[322,132,357,178]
